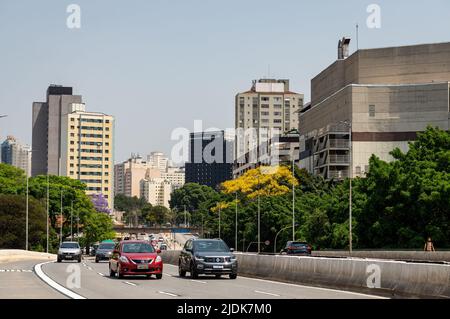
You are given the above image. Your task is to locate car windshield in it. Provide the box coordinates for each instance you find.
[193,240,229,252]
[60,243,79,249]
[98,243,115,250]
[122,243,154,253]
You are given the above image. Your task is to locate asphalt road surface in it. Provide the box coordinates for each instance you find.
[0,259,66,299]
[28,257,384,299]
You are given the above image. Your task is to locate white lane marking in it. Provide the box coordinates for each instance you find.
[82,263,87,267]
[164,263,387,299]
[87,267,93,271]
[165,273,173,277]
[34,261,86,299]
[254,290,280,297]
[0,270,4,272]
[190,279,207,284]
[124,281,137,286]
[241,276,388,299]
[97,273,105,277]
[158,291,178,297]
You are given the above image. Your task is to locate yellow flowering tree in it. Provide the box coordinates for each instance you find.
[221,165,298,199]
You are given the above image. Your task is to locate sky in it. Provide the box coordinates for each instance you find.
[1,0,450,164]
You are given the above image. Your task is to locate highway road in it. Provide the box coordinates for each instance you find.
[1,256,385,299]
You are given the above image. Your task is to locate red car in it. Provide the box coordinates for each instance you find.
[109,240,163,279]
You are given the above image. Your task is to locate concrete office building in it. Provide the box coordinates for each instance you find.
[162,166,185,188]
[185,131,233,189]
[1,136,31,176]
[299,39,450,179]
[235,79,303,159]
[32,85,115,207]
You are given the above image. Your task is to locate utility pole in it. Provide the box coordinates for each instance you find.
[349,122,353,254]
[257,173,261,254]
[218,204,221,239]
[292,158,295,241]
[184,205,187,227]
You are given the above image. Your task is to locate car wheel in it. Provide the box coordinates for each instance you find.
[178,264,186,277]
[57,257,62,263]
[190,263,198,279]
[95,258,99,263]
[215,274,221,278]
[229,273,237,279]
[156,273,162,280]
[77,257,81,263]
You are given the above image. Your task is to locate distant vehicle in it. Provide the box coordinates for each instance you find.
[178,238,237,279]
[57,242,82,263]
[280,241,312,255]
[158,237,164,242]
[95,242,116,263]
[159,243,168,251]
[89,243,99,256]
[109,240,163,279]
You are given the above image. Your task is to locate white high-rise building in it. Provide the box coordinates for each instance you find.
[147,151,169,172]
[1,136,31,176]
[140,178,173,208]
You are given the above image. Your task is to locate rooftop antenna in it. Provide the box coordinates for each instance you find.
[356,23,359,50]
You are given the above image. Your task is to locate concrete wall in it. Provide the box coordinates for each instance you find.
[31,102,48,176]
[311,42,450,106]
[161,250,450,298]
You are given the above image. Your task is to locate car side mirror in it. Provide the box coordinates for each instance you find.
[157,249,161,254]
[230,248,235,252]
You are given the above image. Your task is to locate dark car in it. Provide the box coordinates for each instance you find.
[280,241,312,255]
[95,242,115,262]
[109,240,163,279]
[178,238,237,279]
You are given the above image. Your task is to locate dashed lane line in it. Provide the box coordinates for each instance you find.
[254,290,280,297]
[158,291,178,297]
[123,281,137,286]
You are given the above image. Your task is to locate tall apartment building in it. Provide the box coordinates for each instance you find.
[1,136,31,176]
[162,166,185,188]
[140,178,173,208]
[147,151,169,172]
[32,85,115,207]
[114,154,161,198]
[185,131,233,189]
[299,39,450,179]
[234,79,303,176]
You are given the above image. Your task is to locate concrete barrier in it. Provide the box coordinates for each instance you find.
[161,250,450,298]
[312,250,450,262]
[0,249,56,263]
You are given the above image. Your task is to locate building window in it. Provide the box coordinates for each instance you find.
[70,118,74,122]
[369,105,375,117]
[261,104,269,109]
[261,97,269,102]
[261,111,269,116]
[273,119,282,123]
[355,166,361,175]
[70,133,75,137]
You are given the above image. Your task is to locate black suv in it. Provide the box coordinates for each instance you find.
[178,238,238,279]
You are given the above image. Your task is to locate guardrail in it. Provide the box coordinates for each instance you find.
[161,250,450,298]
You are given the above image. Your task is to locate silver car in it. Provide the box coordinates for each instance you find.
[57,242,82,262]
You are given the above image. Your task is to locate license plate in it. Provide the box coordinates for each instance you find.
[137,264,149,270]
[213,265,223,269]
[66,256,72,259]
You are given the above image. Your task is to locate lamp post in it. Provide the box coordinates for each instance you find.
[46,174,49,253]
[338,120,353,253]
[257,173,261,254]
[285,128,301,242]
[218,204,221,239]
[235,192,238,250]
[60,188,63,245]
[274,224,298,253]
[26,171,29,250]
[71,201,74,241]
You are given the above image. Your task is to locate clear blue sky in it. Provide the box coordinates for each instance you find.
[1,0,449,163]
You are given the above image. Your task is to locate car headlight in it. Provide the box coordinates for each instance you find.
[155,255,162,263]
[119,256,129,263]
[230,255,237,261]
[195,256,204,261]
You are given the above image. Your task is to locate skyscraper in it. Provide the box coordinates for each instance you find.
[185,130,233,189]
[32,85,115,208]
[1,136,31,176]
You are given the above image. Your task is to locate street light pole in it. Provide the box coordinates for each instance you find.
[46,174,49,253]
[26,173,29,251]
[218,205,221,239]
[235,192,238,250]
[257,173,261,254]
[60,189,63,245]
[348,122,353,254]
[71,201,73,241]
[274,224,297,253]
[292,158,295,241]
